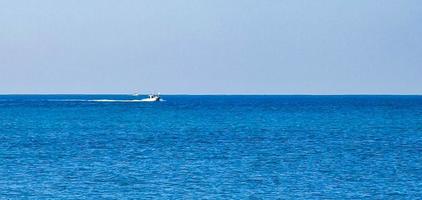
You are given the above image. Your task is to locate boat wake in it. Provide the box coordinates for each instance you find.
[47,99,165,103]
[90,99,165,102]
[88,99,144,102]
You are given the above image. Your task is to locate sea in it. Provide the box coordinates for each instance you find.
[0,95,421,199]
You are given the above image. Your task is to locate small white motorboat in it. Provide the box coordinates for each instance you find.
[141,94,161,102]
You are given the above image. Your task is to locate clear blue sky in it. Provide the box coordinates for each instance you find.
[1,0,421,94]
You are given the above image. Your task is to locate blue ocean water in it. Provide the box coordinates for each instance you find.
[0,95,421,199]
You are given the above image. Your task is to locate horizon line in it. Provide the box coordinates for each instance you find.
[0,93,421,96]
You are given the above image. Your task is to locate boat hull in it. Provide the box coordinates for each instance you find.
[140,97,160,102]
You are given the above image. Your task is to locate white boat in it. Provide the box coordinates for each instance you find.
[141,94,161,102]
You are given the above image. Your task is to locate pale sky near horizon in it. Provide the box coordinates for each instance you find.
[1,0,421,94]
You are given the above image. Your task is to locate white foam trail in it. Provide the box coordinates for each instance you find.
[90,99,165,102]
[47,99,165,102]
[88,99,145,102]
[47,99,88,102]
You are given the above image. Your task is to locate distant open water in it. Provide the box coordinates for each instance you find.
[0,95,421,199]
